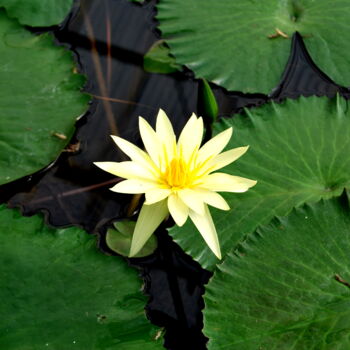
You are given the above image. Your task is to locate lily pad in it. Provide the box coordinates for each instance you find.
[170,96,350,270]
[157,0,350,93]
[0,11,88,185]
[0,0,74,26]
[0,205,163,350]
[204,197,350,349]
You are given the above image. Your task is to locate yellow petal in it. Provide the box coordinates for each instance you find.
[156,109,176,160]
[178,188,205,215]
[110,135,154,170]
[201,146,249,175]
[110,179,157,193]
[194,189,230,210]
[94,161,156,181]
[145,188,172,205]
[197,127,232,164]
[129,200,169,257]
[189,205,221,259]
[177,113,203,163]
[201,173,257,192]
[139,117,162,166]
[168,193,189,226]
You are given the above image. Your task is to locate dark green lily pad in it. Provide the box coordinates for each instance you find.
[0,205,163,349]
[157,0,350,93]
[0,10,88,185]
[204,198,350,349]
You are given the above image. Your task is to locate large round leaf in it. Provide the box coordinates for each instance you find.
[0,206,163,350]
[0,11,88,185]
[204,198,350,349]
[170,96,350,270]
[157,0,350,93]
[0,0,73,26]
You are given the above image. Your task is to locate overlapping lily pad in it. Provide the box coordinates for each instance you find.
[0,11,88,185]
[170,96,350,270]
[0,205,163,349]
[0,0,73,26]
[157,0,350,93]
[204,198,350,349]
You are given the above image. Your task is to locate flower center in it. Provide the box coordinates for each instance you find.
[162,158,191,189]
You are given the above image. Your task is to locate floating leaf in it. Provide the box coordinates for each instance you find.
[170,96,350,270]
[157,0,350,93]
[204,198,350,349]
[0,11,88,185]
[0,206,163,349]
[107,220,158,258]
[144,40,182,74]
[0,0,73,26]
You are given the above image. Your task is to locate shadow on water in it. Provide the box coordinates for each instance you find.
[1,0,350,349]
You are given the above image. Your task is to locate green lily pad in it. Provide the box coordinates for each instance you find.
[0,11,88,185]
[157,0,350,93]
[204,197,350,349]
[0,205,163,350]
[0,0,73,26]
[170,96,350,270]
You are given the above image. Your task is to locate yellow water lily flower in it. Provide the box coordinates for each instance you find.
[94,109,256,259]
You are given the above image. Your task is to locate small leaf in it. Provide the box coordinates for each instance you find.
[144,40,182,74]
[107,220,158,258]
[204,197,350,349]
[198,78,218,123]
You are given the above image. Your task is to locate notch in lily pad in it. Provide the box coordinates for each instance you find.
[106,220,158,258]
[143,40,182,74]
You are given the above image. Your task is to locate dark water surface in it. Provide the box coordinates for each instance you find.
[1,0,349,349]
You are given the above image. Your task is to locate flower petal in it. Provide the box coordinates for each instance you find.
[139,117,162,166]
[178,188,205,215]
[94,161,156,181]
[168,193,189,226]
[156,109,176,160]
[129,200,169,257]
[194,189,230,210]
[201,173,257,192]
[145,188,172,205]
[110,179,157,194]
[197,127,233,164]
[189,205,221,259]
[110,135,154,170]
[201,146,249,175]
[178,113,203,163]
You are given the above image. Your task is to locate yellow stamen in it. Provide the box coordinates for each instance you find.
[162,158,192,188]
